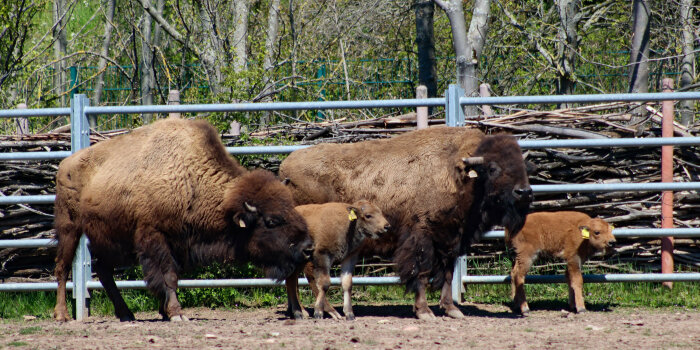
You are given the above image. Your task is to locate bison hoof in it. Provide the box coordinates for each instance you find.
[416,310,436,321]
[313,311,324,320]
[170,315,189,322]
[445,308,465,319]
[575,307,587,314]
[291,311,305,320]
[54,310,71,322]
[118,313,136,322]
[345,313,355,321]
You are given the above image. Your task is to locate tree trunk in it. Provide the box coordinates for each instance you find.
[415,0,437,99]
[92,0,116,127]
[52,0,69,111]
[232,0,250,73]
[261,0,280,112]
[435,0,491,118]
[556,0,580,108]
[198,0,223,96]
[679,0,695,126]
[628,0,651,133]
[140,1,155,124]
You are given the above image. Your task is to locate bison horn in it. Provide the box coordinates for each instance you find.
[462,157,484,166]
[238,218,247,228]
[244,202,257,212]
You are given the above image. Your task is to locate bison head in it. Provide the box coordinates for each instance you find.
[581,218,616,254]
[350,200,391,240]
[224,170,313,281]
[461,134,532,247]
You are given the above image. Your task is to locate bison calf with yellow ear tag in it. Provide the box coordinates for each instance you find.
[504,211,616,314]
[285,200,390,321]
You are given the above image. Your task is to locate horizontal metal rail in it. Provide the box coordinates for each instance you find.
[0,239,56,248]
[3,228,697,249]
[0,195,56,205]
[3,137,699,161]
[85,98,446,115]
[4,181,698,206]
[481,228,700,239]
[0,151,72,161]
[0,277,400,292]
[518,137,700,149]
[459,91,700,105]
[0,107,71,118]
[463,273,700,284]
[1,273,698,292]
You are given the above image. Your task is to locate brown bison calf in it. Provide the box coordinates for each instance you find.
[286,201,390,320]
[506,211,616,314]
[54,118,313,322]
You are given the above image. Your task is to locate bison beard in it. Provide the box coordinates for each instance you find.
[53,118,312,322]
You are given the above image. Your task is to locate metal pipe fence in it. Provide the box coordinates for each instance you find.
[1,89,699,319]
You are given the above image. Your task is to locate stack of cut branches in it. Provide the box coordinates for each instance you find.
[1,103,698,281]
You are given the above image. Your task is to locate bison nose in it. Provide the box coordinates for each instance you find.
[513,188,533,201]
[384,223,391,233]
[607,240,616,248]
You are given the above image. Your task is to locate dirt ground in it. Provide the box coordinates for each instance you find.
[2,303,698,349]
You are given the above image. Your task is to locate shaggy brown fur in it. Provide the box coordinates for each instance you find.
[285,201,390,320]
[279,126,532,320]
[505,211,616,314]
[53,118,312,322]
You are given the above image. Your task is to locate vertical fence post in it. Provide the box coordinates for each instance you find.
[445,84,465,127]
[69,66,78,99]
[168,90,181,119]
[661,78,675,289]
[446,84,466,303]
[480,83,493,117]
[70,94,92,320]
[15,103,29,135]
[416,85,428,129]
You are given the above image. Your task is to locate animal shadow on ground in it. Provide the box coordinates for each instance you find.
[514,299,617,313]
[275,303,521,320]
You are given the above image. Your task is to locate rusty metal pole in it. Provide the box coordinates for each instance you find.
[661,78,675,289]
[416,85,428,129]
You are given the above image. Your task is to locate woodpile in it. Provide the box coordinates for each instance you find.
[1,102,698,281]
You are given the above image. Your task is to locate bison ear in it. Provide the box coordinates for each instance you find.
[457,156,484,178]
[347,206,359,221]
[233,203,259,228]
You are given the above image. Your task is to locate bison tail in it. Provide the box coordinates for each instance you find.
[394,227,435,294]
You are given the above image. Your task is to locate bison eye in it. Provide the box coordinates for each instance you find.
[264,216,285,228]
[594,231,600,235]
[365,214,373,219]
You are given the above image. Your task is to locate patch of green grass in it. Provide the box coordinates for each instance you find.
[7,341,29,347]
[18,326,41,335]
[0,292,55,319]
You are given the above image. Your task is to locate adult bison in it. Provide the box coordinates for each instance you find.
[54,118,313,322]
[279,127,532,319]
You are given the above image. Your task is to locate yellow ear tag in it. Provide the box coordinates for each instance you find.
[581,228,590,239]
[468,170,478,178]
[348,209,357,221]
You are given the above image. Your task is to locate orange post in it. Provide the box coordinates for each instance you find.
[661,78,674,289]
